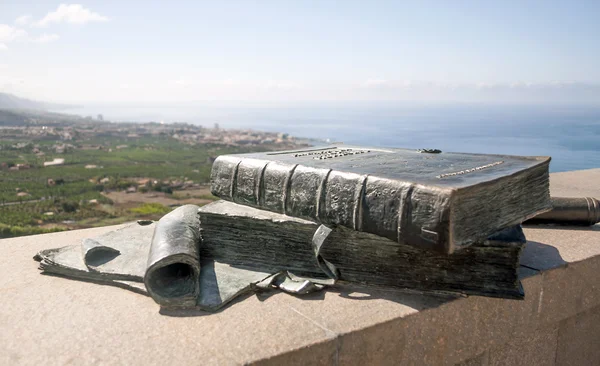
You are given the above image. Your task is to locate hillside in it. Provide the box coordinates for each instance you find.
[0,92,71,111]
[0,110,310,238]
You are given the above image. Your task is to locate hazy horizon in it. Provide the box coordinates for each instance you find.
[1,1,600,106]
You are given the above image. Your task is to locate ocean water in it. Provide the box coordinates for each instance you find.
[59,103,600,173]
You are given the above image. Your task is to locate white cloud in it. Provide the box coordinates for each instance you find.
[37,4,109,27]
[0,24,65,50]
[221,78,240,86]
[0,24,28,43]
[476,82,496,89]
[169,79,191,87]
[0,24,62,48]
[33,33,60,43]
[15,15,33,26]
[261,80,300,90]
[363,78,389,87]
[352,79,600,104]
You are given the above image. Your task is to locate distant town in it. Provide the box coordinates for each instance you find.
[0,107,312,238]
[1,109,308,160]
[1,121,302,170]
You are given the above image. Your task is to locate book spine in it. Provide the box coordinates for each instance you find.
[210,156,453,252]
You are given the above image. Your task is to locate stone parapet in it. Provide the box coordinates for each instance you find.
[1,169,599,365]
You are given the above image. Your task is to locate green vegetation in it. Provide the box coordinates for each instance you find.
[0,109,309,238]
[0,136,242,203]
[1,137,299,238]
[130,203,172,216]
[0,138,249,238]
[0,223,65,238]
[172,192,219,201]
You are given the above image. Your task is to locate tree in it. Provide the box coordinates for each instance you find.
[61,201,79,213]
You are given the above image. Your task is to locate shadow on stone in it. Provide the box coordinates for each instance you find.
[331,283,459,311]
[159,282,457,317]
[40,272,147,295]
[519,240,568,271]
[159,291,254,317]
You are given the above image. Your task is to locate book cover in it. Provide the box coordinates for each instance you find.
[210,145,550,253]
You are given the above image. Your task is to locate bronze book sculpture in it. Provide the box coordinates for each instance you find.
[36,146,597,314]
[200,201,527,299]
[34,202,527,312]
[210,146,551,254]
[34,194,598,312]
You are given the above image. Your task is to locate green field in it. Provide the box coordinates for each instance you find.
[0,134,288,238]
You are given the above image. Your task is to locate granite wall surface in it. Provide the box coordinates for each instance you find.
[1,169,599,365]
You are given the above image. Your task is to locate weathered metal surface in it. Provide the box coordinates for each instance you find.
[199,201,526,299]
[144,205,201,308]
[34,204,336,311]
[525,197,600,226]
[35,199,529,311]
[210,145,550,253]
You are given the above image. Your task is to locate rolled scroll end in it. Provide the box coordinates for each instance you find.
[144,205,202,308]
[588,197,600,225]
[524,197,600,226]
[145,254,200,308]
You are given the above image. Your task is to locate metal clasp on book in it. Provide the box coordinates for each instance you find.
[421,228,439,243]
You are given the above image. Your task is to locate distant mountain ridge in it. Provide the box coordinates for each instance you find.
[0,93,82,127]
[0,92,73,111]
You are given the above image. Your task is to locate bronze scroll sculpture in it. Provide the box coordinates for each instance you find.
[524,197,600,226]
[34,204,336,311]
[32,144,596,313]
[35,202,528,312]
[34,196,598,312]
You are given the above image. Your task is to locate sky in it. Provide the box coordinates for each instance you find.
[0,1,599,105]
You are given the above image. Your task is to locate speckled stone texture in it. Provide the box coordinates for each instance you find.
[1,168,599,365]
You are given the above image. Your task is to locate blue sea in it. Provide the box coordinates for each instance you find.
[58,103,600,173]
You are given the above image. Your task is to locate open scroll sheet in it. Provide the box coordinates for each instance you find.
[35,201,527,312]
[34,204,334,311]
